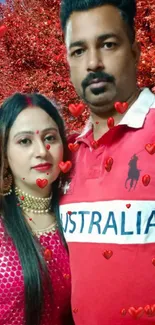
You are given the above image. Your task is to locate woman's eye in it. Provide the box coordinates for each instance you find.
[18,138,31,145]
[45,135,56,142]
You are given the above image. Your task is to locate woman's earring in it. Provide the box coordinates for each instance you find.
[1,159,12,196]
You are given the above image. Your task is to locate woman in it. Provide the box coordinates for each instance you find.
[0,93,73,325]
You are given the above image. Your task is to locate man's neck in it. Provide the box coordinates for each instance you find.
[92,89,140,141]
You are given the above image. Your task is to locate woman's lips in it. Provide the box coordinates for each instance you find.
[33,164,52,172]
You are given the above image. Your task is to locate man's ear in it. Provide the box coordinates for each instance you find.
[132,41,141,65]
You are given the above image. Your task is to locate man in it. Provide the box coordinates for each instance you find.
[59,1,155,324]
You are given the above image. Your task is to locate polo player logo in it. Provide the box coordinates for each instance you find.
[125,154,141,191]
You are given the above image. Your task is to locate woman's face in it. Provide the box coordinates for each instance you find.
[7,106,64,196]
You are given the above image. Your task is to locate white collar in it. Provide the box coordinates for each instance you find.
[79,88,155,138]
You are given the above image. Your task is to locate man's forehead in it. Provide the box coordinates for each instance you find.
[65,6,124,49]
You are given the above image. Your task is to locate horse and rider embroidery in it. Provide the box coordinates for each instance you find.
[125,155,141,191]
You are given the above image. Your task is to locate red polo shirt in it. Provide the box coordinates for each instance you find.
[60,88,155,325]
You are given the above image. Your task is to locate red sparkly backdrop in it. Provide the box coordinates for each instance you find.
[0,0,154,132]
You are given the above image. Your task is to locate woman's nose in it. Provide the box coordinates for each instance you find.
[34,141,48,158]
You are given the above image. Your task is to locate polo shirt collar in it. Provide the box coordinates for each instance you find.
[78,88,155,139]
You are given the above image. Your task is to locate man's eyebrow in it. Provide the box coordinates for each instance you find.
[69,33,119,49]
[97,33,120,41]
[13,128,58,138]
[69,40,85,50]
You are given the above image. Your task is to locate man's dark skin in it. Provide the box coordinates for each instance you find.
[65,4,141,139]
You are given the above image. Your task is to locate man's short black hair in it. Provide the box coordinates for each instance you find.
[60,0,137,43]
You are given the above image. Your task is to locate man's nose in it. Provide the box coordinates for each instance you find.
[87,49,104,72]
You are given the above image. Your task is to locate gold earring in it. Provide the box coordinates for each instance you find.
[1,159,12,196]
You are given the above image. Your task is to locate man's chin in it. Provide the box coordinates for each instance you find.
[84,91,116,108]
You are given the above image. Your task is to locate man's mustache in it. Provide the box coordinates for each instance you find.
[81,71,115,91]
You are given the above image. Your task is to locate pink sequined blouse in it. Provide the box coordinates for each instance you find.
[0,219,72,325]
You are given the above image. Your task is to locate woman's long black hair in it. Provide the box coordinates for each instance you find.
[0,93,69,325]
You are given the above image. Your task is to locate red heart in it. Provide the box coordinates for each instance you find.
[22,178,25,180]
[67,211,72,215]
[151,304,155,316]
[120,309,127,316]
[68,103,85,117]
[36,178,48,188]
[63,273,70,279]
[128,307,144,319]
[152,257,155,266]
[114,101,129,114]
[105,157,113,172]
[91,140,99,149]
[103,250,113,260]
[36,130,39,134]
[96,121,99,125]
[68,143,80,152]
[44,249,52,261]
[46,144,50,150]
[145,143,155,155]
[142,174,151,187]
[20,196,25,201]
[29,218,32,222]
[126,204,131,209]
[144,305,153,316]
[59,161,72,173]
[107,117,115,129]
[0,25,7,38]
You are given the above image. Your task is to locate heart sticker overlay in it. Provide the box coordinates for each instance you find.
[68,103,85,117]
[0,25,7,38]
[44,248,52,261]
[126,204,131,209]
[144,304,155,317]
[145,143,155,155]
[105,157,113,172]
[120,309,127,316]
[142,174,151,186]
[128,307,144,319]
[36,178,48,188]
[152,257,155,266]
[91,140,99,149]
[22,178,25,180]
[96,121,99,125]
[68,143,80,152]
[114,101,129,114]
[36,130,39,134]
[102,250,113,260]
[59,161,72,173]
[107,117,115,129]
[67,211,72,215]
[63,273,70,280]
[46,144,50,150]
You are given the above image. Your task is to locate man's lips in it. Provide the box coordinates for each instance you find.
[88,79,108,88]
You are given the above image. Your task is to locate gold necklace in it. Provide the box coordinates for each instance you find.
[15,186,52,214]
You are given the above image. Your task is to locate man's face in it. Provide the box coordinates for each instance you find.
[66,5,139,114]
